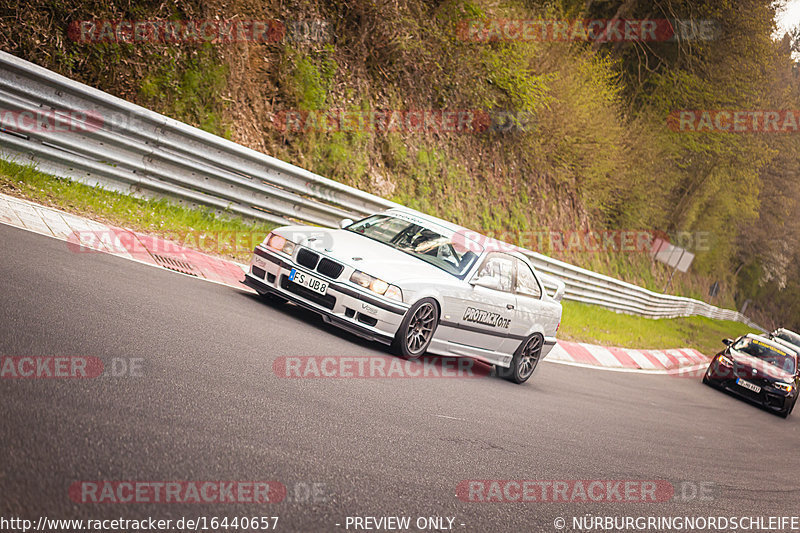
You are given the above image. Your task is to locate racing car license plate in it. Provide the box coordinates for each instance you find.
[736,378,761,393]
[289,268,328,295]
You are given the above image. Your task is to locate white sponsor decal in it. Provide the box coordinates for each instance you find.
[463,307,511,328]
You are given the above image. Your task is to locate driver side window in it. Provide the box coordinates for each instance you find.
[476,253,514,292]
[515,259,542,299]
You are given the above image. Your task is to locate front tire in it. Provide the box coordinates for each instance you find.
[497,334,543,384]
[392,298,439,359]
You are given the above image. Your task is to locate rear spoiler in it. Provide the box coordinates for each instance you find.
[538,273,566,302]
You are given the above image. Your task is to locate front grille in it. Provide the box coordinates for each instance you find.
[317,258,344,279]
[280,275,336,309]
[295,247,343,279]
[728,378,763,401]
[252,266,266,279]
[296,248,319,269]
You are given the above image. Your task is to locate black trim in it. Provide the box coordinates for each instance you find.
[322,314,394,345]
[252,266,266,279]
[544,338,557,346]
[439,320,527,341]
[332,282,406,315]
[254,246,290,268]
[242,273,272,293]
[253,246,407,315]
[243,274,393,345]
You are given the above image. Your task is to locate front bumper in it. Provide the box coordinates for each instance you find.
[705,362,796,412]
[244,245,409,345]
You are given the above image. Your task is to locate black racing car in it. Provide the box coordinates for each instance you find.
[703,333,799,418]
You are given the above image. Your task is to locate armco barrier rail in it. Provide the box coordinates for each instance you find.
[0,51,763,331]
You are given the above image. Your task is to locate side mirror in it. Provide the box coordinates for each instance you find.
[722,338,734,346]
[470,275,502,290]
[339,218,354,229]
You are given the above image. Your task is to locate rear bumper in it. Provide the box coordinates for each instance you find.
[542,337,557,358]
[244,246,408,345]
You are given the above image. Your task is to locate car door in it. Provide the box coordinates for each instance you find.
[443,252,517,352]
[503,257,547,352]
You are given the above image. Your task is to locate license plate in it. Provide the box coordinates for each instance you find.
[736,378,761,393]
[289,268,328,295]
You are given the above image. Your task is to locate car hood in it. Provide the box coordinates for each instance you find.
[275,226,460,284]
[729,350,796,382]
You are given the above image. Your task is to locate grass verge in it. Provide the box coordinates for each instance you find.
[0,159,275,263]
[559,300,756,356]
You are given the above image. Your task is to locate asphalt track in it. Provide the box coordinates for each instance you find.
[1,223,799,532]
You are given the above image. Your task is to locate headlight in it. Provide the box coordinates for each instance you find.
[370,279,389,294]
[717,354,734,367]
[265,233,296,255]
[774,382,794,393]
[384,285,403,301]
[350,270,372,288]
[349,270,402,300]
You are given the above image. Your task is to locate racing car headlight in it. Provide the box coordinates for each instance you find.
[774,381,794,393]
[384,285,403,301]
[349,270,401,300]
[370,279,389,295]
[265,233,296,255]
[717,354,734,367]
[350,270,372,288]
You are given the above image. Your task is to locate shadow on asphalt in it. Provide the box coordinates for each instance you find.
[242,291,500,380]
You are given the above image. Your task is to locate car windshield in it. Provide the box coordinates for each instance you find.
[346,213,483,278]
[775,329,800,349]
[731,337,797,374]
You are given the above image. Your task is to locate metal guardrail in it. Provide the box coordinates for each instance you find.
[0,51,763,331]
[528,253,763,329]
[0,52,400,228]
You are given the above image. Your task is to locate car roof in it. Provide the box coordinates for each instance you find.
[743,333,799,357]
[772,327,800,341]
